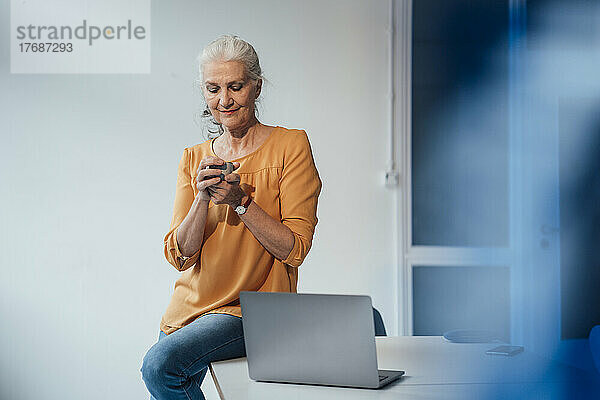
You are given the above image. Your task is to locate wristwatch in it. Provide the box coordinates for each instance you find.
[234,195,252,215]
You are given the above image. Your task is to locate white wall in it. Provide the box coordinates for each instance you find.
[0,1,399,399]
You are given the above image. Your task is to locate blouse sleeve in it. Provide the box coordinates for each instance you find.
[163,148,201,271]
[279,131,322,267]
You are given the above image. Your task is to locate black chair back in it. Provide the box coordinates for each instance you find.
[373,307,387,336]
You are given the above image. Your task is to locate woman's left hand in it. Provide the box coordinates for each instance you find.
[206,162,245,207]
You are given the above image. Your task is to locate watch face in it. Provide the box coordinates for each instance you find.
[235,205,246,215]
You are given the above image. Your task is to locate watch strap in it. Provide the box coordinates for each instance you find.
[241,195,252,209]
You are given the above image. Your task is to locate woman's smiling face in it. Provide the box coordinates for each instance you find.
[202,60,261,132]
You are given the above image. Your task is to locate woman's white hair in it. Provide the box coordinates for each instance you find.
[196,35,264,137]
[198,35,263,82]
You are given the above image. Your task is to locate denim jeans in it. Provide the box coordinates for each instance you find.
[141,313,246,400]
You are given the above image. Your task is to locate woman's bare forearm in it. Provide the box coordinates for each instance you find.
[238,199,295,261]
[176,196,210,256]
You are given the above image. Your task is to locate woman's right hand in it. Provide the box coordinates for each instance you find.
[196,156,226,201]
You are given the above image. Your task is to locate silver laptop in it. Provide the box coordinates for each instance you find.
[239,291,405,389]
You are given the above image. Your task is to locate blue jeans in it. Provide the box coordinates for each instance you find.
[141,313,246,400]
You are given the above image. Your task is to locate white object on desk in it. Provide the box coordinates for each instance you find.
[209,336,589,400]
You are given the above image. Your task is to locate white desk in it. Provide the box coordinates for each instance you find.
[209,336,595,400]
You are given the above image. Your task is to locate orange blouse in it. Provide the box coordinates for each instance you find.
[160,126,322,335]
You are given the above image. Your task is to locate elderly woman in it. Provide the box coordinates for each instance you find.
[140,35,321,399]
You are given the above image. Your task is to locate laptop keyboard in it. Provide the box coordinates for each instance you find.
[378,375,387,382]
